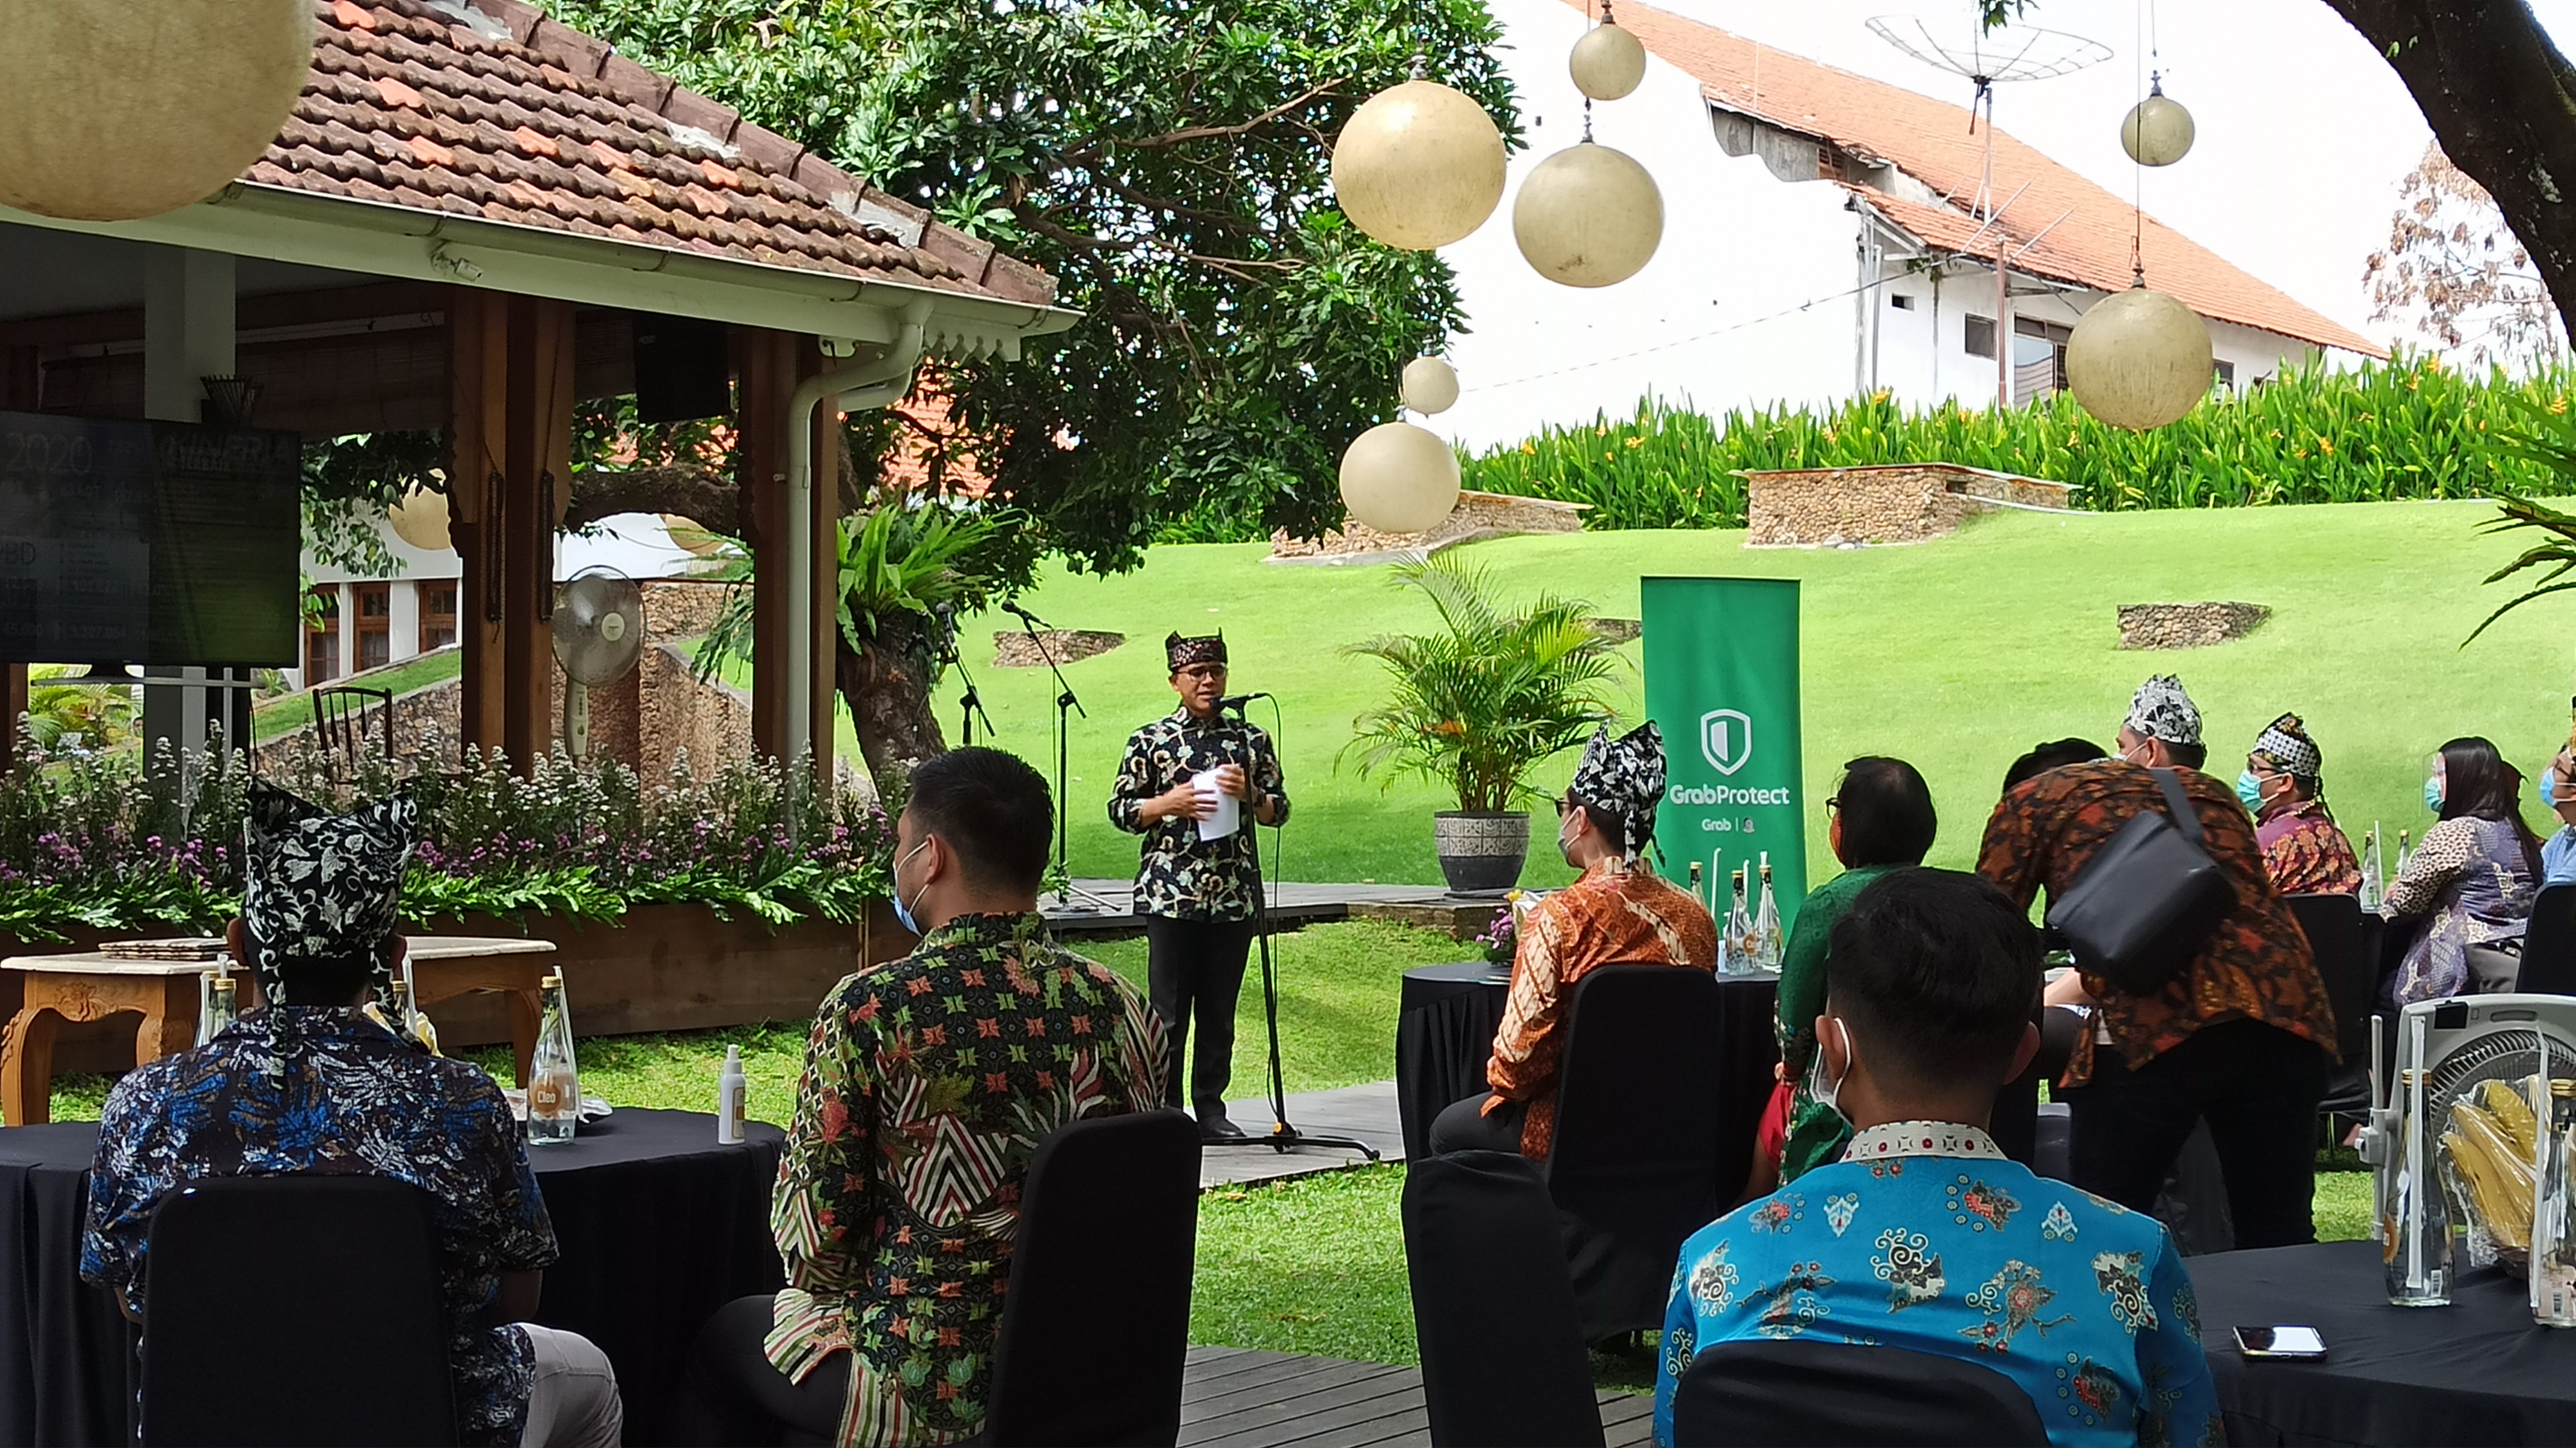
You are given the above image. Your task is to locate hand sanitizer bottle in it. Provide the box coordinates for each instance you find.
[718,1045,748,1144]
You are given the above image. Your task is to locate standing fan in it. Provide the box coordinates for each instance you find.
[552,567,645,759]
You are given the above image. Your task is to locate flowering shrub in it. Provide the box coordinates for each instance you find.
[1474,904,1515,966]
[0,725,892,944]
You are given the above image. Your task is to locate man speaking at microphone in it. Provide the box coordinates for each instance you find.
[1108,632,1287,1141]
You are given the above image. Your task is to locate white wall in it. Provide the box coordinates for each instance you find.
[1436,0,1862,452]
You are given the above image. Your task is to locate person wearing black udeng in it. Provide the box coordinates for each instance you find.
[1107,632,1288,1140]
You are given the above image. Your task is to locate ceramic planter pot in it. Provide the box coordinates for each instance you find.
[1434,811,1529,895]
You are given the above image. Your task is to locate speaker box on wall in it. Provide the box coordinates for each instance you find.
[633,315,732,423]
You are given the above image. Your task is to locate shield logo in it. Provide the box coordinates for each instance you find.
[1701,709,1753,776]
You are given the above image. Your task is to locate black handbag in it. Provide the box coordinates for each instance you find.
[2044,767,2239,995]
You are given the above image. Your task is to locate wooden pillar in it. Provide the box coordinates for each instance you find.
[806,342,840,789]
[737,329,797,764]
[448,289,508,757]
[1,344,32,774]
[501,296,574,771]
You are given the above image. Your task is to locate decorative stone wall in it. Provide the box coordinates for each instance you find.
[1744,463,2073,547]
[1590,617,1642,644]
[2117,602,2272,650]
[993,629,1126,668]
[1270,489,1588,564]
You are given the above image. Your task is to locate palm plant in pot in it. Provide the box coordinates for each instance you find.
[1341,555,1626,893]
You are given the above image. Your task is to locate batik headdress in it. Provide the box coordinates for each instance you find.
[1165,632,1227,672]
[1568,722,1666,856]
[240,781,417,1001]
[2124,674,2203,748]
[2253,713,2323,781]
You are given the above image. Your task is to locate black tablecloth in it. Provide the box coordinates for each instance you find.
[2192,1237,2576,1446]
[0,1108,784,1447]
[1394,963,1781,1186]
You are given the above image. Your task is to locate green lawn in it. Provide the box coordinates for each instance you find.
[940,500,2564,890]
[250,648,464,742]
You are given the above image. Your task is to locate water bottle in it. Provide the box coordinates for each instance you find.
[2385,1068,2455,1307]
[199,971,238,1043]
[2358,823,2385,913]
[1753,855,1783,971]
[717,1044,748,1145]
[2535,1080,2576,1326]
[1722,868,1753,977]
[1687,860,1705,915]
[527,972,580,1146]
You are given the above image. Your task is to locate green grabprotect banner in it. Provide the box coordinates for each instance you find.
[1640,576,1808,932]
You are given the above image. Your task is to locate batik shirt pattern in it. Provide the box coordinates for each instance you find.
[2259,804,2364,898]
[1655,1123,2219,1448]
[82,1007,555,1447]
[765,912,1166,1447]
[1107,708,1289,921]
[1482,860,1717,1161]
[1977,760,2336,1087]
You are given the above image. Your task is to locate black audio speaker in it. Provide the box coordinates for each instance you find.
[632,315,732,423]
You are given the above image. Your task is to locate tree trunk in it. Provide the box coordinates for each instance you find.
[835,610,948,798]
[2324,0,2576,327]
[562,464,741,534]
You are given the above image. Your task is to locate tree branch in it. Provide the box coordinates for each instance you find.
[564,464,740,534]
[1118,77,1349,150]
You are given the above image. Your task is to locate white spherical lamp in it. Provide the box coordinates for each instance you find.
[1339,422,1461,534]
[2065,285,2215,431]
[1400,356,1460,415]
[387,488,452,552]
[1569,23,1647,102]
[0,1,314,222]
[1331,80,1507,251]
[2120,84,2195,168]
[1513,141,1663,288]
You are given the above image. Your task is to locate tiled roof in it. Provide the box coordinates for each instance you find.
[1569,0,2383,358]
[246,0,1056,306]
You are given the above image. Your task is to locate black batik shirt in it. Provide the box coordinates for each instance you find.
[1106,708,1290,921]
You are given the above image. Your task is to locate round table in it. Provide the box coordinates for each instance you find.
[2191,1237,2576,1445]
[0,1108,784,1447]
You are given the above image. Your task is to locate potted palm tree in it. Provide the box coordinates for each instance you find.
[1342,555,1626,893]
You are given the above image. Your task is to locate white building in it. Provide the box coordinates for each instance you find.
[1438,0,2384,451]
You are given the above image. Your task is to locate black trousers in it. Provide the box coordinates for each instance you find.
[1144,914,1256,1115]
[1427,1094,1528,1156]
[663,1294,848,1447]
[2063,1016,2331,1250]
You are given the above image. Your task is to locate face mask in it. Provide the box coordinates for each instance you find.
[2425,777,2446,815]
[1808,1017,1857,1113]
[2235,771,2266,812]
[889,838,931,935]
[2544,774,2563,810]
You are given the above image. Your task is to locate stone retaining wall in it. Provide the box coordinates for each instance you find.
[1744,463,2073,547]
[993,629,1126,668]
[2117,602,2272,650]
[1270,489,1588,563]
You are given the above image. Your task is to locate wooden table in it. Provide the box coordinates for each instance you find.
[0,935,557,1126]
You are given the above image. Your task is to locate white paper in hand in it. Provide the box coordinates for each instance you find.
[1192,769,1240,842]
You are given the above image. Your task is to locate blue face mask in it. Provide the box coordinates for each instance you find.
[889,838,931,935]
[2426,777,2446,815]
[2544,774,2561,810]
[2236,771,2266,812]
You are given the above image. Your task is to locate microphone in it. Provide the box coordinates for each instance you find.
[1216,692,1273,712]
[1002,600,1050,629]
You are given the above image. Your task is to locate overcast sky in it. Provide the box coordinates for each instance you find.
[1632,0,2575,348]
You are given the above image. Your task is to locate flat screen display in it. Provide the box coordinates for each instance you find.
[0,409,301,666]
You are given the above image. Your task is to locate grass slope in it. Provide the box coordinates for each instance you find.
[947,500,2566,890]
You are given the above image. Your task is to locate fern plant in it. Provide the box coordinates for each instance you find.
[1339,555,1626,814]
[694,501,1007,683]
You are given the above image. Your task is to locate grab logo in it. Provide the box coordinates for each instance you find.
[1700,708,1753,776]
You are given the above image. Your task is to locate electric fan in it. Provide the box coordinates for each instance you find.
[550,567,646,759]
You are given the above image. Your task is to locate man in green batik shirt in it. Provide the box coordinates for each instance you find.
[669,747,1165,1447]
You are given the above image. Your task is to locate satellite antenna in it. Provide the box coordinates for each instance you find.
[1869,12,2109,406]
[551,566,646,759]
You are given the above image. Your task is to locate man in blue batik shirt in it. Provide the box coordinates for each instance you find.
[1655,868,2219,1448]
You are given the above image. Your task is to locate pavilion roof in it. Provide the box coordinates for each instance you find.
[251,0,1056,308]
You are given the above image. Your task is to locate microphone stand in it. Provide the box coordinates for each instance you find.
[1011,608,1120,914]
[939,613,993,746]
[1201,697,1380,1162]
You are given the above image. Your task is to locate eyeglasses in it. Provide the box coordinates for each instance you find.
[1554,798,1578,818]
[1176,664,1227,682]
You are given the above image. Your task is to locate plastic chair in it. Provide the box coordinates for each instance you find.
[1403,1151,1606,1448]
[984,1109,1199,1447]
[2519,884,2576,996]
[1670,1338,2050,1447]
[1546,965,1728,1341]
[140,1175,456,1446]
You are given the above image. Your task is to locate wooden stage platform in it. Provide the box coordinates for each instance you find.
[1195,1080,1406,1189]
[1044,879,1509,938]
[1182,1346,1653,1447]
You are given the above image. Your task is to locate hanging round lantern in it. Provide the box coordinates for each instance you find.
[1400,356,1460,415]
[1331,79,1507,251]
[2120,80,2195,167]
[1513,141,1663,288]
[2065,285,2214,431]
[1569,22,1647,101]
[1339,421,1461,534]
[660,514,727,557]
[0,1,314,222]
[387,487,452,552]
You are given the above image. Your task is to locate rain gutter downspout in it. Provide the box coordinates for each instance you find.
[784,296,932,779]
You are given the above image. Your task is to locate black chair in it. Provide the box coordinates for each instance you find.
[985,1109,1199,1447]
[1403,1151,1605,1448]
[1671,1339,2050,1447]
[312,684,394,784]
[1546,965,1728,1342]
[2285,892,2376,1122]
[141,1174,455,1446]
[2520,884,2576,995]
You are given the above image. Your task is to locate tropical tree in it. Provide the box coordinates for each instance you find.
[1340,556,1626,814]
[2367,144,2566,371]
